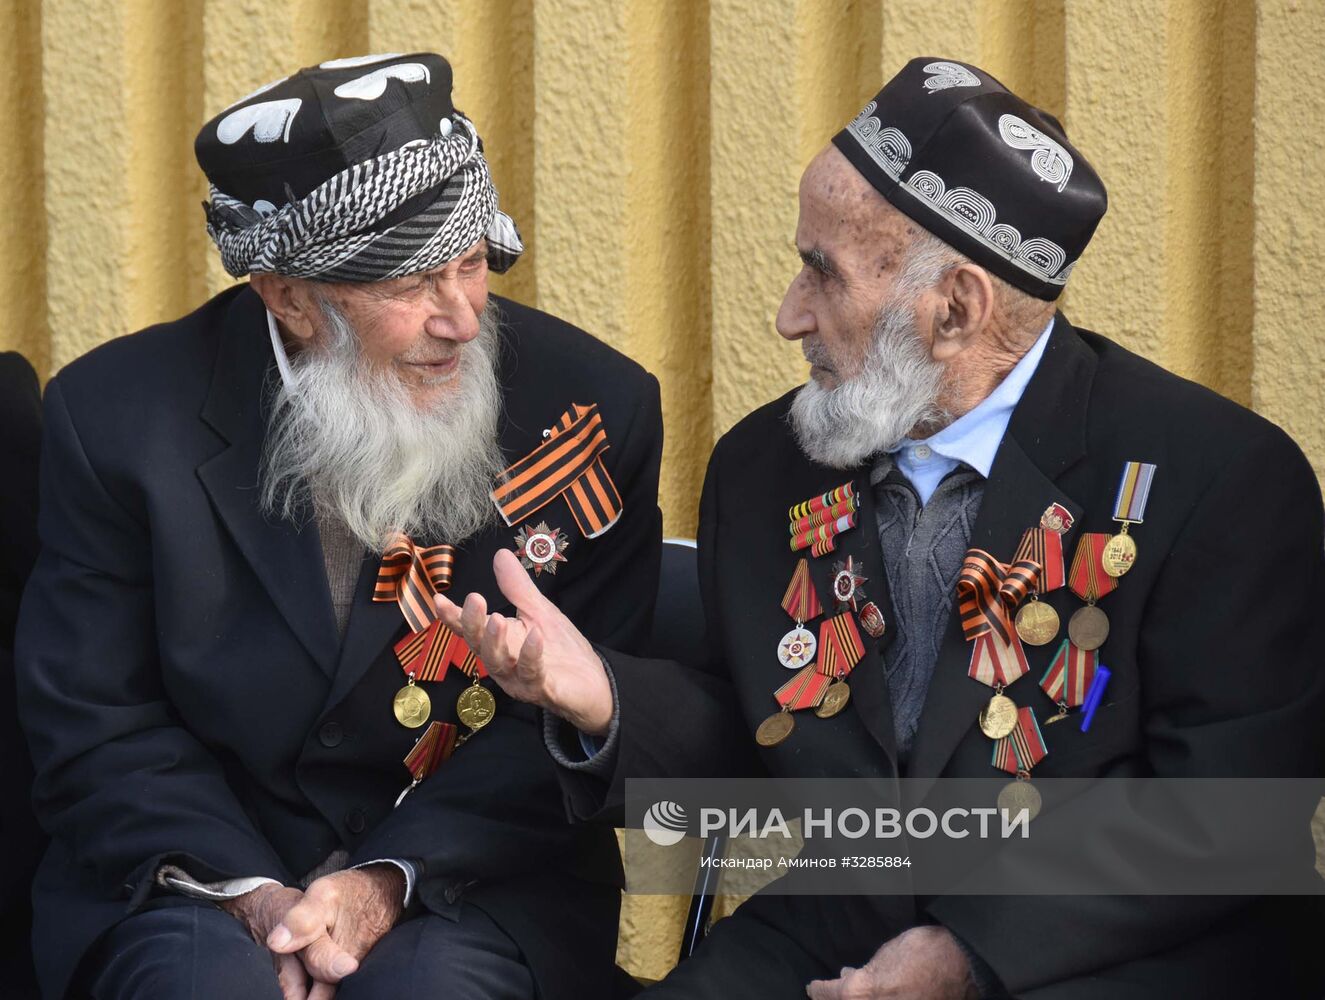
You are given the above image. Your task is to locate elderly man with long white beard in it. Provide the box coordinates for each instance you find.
[440,58,1325,998]
[16,54,662,1000]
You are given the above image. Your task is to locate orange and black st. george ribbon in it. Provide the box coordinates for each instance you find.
[490,403,622,539]
[373,532,455,633]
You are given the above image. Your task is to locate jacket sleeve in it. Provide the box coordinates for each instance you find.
[926,424,1325,993]
[15,378,290,905]
[348,373,666,877]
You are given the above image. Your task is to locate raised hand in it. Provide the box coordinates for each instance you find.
[220,883,311,1000]
[266,866,406,999]
[435,548,615,736]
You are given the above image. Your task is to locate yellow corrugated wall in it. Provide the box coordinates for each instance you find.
[3,0,1323,981]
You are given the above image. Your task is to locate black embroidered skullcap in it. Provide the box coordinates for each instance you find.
[196,53,522,282]
[833,57,1106,300]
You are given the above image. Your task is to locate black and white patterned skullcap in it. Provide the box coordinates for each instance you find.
[833,58,1106,300]
[196,53,522,282]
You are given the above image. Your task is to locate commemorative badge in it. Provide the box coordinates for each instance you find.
[1103,461,1156,578]
[789,483,859,557]
[777,559,822,669]
[514,521,569,576]
[1040,503,1074,535]
[858,601,887,639]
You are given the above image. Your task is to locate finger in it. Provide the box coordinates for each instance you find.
[481,612,522,677]
[307,978,339,1000]
[458,591,490,650]
[300,935,360,983]
[268,898,331,954]
[274,952,309,1000]
[805,980,843,1000]
[492,548,553,617]
[514,623,545,684]
[434,592,464,630]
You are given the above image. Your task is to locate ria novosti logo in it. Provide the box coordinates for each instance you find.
[643,800,689,846]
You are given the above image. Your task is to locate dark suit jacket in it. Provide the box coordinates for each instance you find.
[0,351,43,998]
[15,286,663,998]
[561,315,1325,998]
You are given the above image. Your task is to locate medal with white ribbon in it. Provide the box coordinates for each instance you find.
[777,559,822,669]
[1103,461,1155,578]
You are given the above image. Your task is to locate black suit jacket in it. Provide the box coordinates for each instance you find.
[15,286,663,998]
[563,315,1325,998]
[0,352,43,998]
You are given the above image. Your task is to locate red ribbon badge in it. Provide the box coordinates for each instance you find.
[1039,639,1097,709]
[1067,533,1119,603]
[816,612,866,679]
[775,664,832,711]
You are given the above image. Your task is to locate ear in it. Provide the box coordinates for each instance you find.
[249,272,321,343]
[929,263,995,363]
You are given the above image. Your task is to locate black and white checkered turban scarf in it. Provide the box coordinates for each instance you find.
[196,53,523,282]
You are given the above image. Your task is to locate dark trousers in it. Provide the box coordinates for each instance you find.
[80,899,535,1000]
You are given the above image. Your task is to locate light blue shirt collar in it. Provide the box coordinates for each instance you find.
[887,318,1054,505]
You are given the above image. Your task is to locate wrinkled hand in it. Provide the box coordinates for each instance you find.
[267,866,406,1000]
[221,883,310,1000]
[435,548,614,735]
[805,927,978,1000]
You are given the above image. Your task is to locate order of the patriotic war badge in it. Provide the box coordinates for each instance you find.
[515,522,570,576]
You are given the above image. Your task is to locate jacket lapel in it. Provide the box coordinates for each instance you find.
[197,288,340,678]
[906,315,1095,784]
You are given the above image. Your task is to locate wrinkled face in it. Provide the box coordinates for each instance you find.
[313,238,490,407]
[776,148,926,388]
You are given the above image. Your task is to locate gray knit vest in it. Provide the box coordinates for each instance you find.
[870,456,986,763]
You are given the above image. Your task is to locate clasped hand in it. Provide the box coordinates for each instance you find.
[222,866,404,1000]
[434,548,615,735]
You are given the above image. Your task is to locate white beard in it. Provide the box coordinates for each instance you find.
[788,294,948,470]
[260,298,506,553]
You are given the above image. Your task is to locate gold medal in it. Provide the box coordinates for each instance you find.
[755,710,795,747]
[456,683,496,731]
[978,692,1018,740]
[1015,600,1060,646]
[997,778,1042,821]
[1067,604,1110,651]
[814,681,851,719]
[393,683,431,729]
[1101,530,1137,578]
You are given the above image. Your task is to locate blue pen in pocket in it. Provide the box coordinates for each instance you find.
[1080,664,1112,732]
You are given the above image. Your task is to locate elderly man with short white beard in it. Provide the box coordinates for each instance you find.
[16,54,662,1000]
[440,58,1325,998]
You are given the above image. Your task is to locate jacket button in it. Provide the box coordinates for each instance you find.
[319,722,343,748]
[444,884,459,904]
[345,808,366,834]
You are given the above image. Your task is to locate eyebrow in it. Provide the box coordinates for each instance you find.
[799,246,838,278]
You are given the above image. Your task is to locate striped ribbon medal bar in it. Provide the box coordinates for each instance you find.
[395,721,460,807]
[755,664,834,748]
[789,483,859,557]
[814,612,866,719]
[777,558,823,670]
[1039,638,1098,723]
[1012,527,1065,647]
[992,707,1049,821]
[1065,533,1118,653]
[491,403,622,540]
[1102,461,1156,578]
[956,547,1040,741]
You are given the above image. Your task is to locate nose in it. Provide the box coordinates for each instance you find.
[422,281,481,344]
[775,272,815,342]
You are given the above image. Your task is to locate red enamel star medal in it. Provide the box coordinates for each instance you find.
[514,522,569,576]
